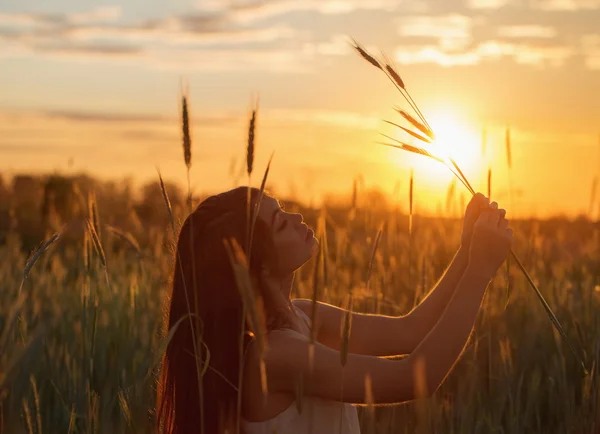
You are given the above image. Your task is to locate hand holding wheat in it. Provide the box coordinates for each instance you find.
[351,39,588,374]
[469,208,513,280]
[461,192,492,248]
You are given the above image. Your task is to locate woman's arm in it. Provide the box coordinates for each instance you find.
[293,245,464,356]
[294,195,497,357]
[264,209,512,404]
[265,266,491,404]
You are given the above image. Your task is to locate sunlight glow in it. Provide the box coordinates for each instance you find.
[428,110,480,171]
[389,108,481,185]
[385,107,482,208]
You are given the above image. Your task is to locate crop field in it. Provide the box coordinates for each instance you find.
[0,171,599,433]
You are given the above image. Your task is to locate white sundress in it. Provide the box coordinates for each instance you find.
[241,306,361,434]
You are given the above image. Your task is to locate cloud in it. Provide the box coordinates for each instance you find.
[478,40,572,66]
[466,0,511,9]
[395,45,480,66]
[497,25,557,38]
[0,8,303,69]
[0,9,297,48]
[68,6,123,24]
[0,6,122,27]
[67,23,296,46]
[263,108,380,130]
[530,0,600,10]
[394,40,573,67]
[146,46,316,72]
[40,110,169,123]
[198,0,400,24]
[35,43,142,57]
[308,34,352,56]
[582,34,600,69]
[397,15,474,51]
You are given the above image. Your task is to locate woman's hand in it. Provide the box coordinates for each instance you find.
[468,208,513,280]
[461,193,506,249]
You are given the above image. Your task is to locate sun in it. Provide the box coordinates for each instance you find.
[427,110,480,172]
[384,106,482,198]
[396,108,481,185]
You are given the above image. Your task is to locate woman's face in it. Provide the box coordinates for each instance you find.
[258,195,318,276]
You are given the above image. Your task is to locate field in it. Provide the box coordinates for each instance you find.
[0,172,599,434]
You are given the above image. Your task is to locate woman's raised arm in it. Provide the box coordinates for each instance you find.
[260,209,512,404]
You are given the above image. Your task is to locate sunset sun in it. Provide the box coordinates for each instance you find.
[427,110,480,171]
[387,107,481,187]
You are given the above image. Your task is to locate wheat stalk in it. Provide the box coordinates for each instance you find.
[247,98,258,178]
[395,108,435,141]
[354,40,588,374]
[364,374,375,433]
[105,225,141,257]
[180,82,193,213]
[352,40,431,131]
[383,120,432,144]
[181,87,192,170]
[366,223,384,290]
[248,152,274,263]
[20,232,60,293]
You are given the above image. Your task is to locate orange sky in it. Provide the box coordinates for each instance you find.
[1,0,599,218]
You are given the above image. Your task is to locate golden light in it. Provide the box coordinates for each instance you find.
[388,108,481,184]
[384,107,482,213]
[428,109,480,172]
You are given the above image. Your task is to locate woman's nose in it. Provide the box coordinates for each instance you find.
[292,213,303,224]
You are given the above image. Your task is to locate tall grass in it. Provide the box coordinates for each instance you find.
[1,178,600,432]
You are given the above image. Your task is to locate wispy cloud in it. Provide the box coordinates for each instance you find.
[199,0,400,24]
[146,46,315,72]
[67,6,123,24]
[531,0,600,10]
[67,23,297,46]
[582,34,600,69]
[478,40,572,66]
[466,0,511,9]
[0,6,122,27]
[397,15,474,50]
[0,7,304,70]
[395,45,480,67]
[497,25,557,38]
[307,34,352,56]
[395,40,573,67]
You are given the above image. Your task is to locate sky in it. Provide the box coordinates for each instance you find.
[0,0,599,217]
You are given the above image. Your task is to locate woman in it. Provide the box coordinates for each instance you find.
[157,186,512,434]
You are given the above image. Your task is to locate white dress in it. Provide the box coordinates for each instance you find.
[241,306,361,434]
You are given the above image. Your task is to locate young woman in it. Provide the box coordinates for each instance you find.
[157,186,512,434]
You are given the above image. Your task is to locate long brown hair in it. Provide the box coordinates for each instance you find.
[157,187,292,434]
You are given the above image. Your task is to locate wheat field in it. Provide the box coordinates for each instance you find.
[0,167,599,433]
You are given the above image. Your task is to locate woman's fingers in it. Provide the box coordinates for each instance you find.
[488,210,500,225]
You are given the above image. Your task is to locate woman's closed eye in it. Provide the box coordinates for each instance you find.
[279,218,288,232]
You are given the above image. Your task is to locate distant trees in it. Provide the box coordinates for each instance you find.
[0,172,188,252]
